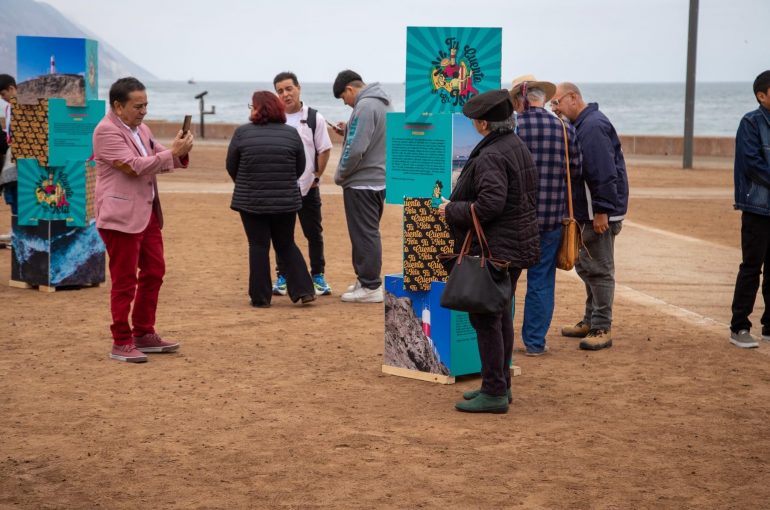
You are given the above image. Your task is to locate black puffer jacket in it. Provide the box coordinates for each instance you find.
[226,123,305,214]
[446,130,540,269]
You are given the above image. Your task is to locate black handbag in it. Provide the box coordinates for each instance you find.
[439,204,511,314]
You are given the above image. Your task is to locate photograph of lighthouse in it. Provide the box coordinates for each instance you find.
[15,35,97,106]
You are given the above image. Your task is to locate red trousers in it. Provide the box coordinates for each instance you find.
[98,212,165,345]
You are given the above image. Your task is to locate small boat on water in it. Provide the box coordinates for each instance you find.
[187,78,196,84]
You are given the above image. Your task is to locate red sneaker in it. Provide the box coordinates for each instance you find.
[110,344,148,363]
[133,333,180,353]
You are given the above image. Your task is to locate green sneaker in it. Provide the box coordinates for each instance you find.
[462,387,512,403]
[455,393,509,414]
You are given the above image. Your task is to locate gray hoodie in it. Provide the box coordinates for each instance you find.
[334,83,392,188]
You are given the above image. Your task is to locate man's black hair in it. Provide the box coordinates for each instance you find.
[753,70,770,102]
[273,72,299,87]
[109,77,146,107]
[0,74,16,92]
[333,70,364,98]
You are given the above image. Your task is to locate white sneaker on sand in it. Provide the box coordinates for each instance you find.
[346,281,362,293]
[341,285,383,303]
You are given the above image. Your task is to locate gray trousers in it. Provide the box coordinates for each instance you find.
[342,187,385,289]
[575,220,623,331]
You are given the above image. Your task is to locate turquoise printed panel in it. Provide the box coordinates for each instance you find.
[84,39,99,102]
[406,26,502,121]
[47,98,105,167]
[385,112,452,205]
[17,158,89,227]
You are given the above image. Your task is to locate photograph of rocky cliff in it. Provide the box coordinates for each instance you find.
[18,73,85,105]
[384,291,450,375]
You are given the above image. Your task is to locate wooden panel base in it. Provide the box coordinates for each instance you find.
[382,364,522,385]
[382,365,456,384]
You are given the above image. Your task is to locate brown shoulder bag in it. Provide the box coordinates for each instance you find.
[556,119,581,271]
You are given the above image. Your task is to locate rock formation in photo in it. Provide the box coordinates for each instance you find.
[384,292,449,375]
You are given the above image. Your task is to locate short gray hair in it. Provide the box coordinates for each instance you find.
[515,87,547,103]
[488,117,514,132]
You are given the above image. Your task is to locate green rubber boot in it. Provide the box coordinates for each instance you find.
[462,387,512,403]
[455,393,509,414]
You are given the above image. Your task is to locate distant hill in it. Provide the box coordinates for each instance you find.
[0,0,158,82]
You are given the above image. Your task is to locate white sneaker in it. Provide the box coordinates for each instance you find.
[341,284,383,303]
[346,281,362,293]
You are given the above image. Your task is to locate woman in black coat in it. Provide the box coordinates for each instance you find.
[226,91,315,307]
[439,89,540,413]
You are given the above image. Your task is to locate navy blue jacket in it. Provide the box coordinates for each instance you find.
[572,103,629,222]
[734,105,770,216]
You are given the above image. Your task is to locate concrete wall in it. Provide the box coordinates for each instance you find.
[146,120,733,158]
[2,116,734,158]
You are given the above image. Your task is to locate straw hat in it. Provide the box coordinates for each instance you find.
[509,74,556,101]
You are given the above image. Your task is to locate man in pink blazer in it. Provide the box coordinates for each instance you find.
[93,77,193,363]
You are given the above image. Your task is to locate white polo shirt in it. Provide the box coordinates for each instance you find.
[285,104,333,196]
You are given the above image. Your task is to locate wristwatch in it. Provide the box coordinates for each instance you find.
[313,175,320,184]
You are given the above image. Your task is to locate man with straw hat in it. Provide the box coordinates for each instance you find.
[509,75,583,357]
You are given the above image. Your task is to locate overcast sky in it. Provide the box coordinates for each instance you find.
[41,0,769,83]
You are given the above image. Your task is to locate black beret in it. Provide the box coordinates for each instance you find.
[333,70,363,98]
[462,89,514,121]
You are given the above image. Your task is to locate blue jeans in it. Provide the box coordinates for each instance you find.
[521,228,562,353]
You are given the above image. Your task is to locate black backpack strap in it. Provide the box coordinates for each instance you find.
[306,107,319,172]
[307,107,317,140]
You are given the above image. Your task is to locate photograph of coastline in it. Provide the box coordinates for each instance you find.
[451,113,483,186]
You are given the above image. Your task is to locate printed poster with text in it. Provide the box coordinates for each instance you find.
[385,112,452,205]
[402,198,455,292]
[405,26,502,121]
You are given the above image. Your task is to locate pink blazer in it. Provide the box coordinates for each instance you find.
[93,110,188,233]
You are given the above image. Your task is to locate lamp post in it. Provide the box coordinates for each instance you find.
[194,91,216,139]
[683,0,699,169]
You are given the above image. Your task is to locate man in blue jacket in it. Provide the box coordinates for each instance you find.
[729,70,770,349]
[551,82,629,351]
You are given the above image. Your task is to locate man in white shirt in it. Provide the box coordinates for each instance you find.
[272,72,334,296]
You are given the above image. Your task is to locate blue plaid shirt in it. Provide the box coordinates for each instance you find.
[516,107,583,231]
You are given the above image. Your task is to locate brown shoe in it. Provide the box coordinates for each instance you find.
[562,320,591,338]
[579,329,612,351]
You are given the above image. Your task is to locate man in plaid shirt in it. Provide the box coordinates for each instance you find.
[510,75,582,356]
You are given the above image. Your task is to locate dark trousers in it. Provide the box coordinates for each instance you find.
[276,187,325,276]
[468,268,522,397]
[731,211,770,333]
[342,187,385,289]
[240,211,313,306]
[98,212,165,345]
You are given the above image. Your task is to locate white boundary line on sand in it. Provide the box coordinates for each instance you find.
[561,221,770,355]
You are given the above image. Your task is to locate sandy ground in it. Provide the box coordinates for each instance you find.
[1,144,769,509]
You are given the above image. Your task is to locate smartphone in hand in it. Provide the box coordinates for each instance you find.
[326,120,343,134]
[182,115,192,136]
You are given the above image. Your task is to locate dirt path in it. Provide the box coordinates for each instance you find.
[1,146,768,509]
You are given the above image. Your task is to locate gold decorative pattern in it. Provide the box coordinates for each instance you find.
[10,97,49,166]
[85,161,96,221]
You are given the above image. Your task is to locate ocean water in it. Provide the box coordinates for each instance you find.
[99,81,756,137]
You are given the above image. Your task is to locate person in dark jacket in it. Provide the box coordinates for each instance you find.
[551,82,628,351]
[728,70,770,349]
[438,89,539,414]
[226,91,315,307]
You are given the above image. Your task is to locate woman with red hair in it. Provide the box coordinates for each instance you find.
[226,91,315,307]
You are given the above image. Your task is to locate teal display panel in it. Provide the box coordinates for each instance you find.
[405,26,502,121]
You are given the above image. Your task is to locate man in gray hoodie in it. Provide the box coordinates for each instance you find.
[332,70,392,303]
